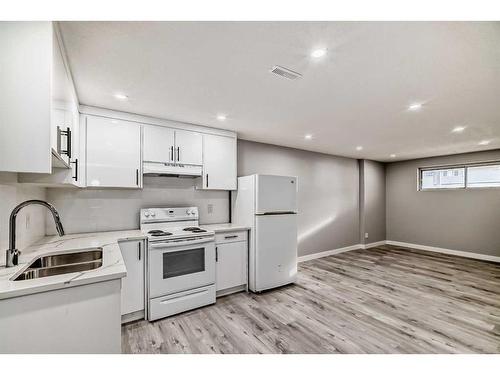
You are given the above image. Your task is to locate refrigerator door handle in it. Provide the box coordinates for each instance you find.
[256,211,296,215]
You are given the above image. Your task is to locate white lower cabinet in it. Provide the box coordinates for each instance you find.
[215,231,248,296]
[119,240,145,319]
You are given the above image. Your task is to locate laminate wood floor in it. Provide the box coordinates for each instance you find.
[121,245,500,354]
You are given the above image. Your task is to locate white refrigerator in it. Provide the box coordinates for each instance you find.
[231,174,298,292]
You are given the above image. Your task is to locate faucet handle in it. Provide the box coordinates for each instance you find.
[5,248,21,267]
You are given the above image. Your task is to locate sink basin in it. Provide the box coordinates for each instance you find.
[28,249,102,268]
[12,247,103,281]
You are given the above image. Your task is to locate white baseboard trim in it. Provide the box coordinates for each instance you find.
[298,244,362,263]
[361,241,387,249]
[298,240,500,264]
[386,240,500,263]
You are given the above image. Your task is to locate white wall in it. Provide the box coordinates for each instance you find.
[46,176,229,235]
[0,173,46,252]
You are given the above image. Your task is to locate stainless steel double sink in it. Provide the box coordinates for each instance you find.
[12,248,103,281]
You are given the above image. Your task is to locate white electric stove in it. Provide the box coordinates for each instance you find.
[140,207,216,321]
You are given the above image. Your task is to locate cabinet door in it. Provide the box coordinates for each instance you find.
[175,129,203,165]
[51,29,75,166]
[216,241,247,292]
[0,22,52,173]
[202,134,237,190]
[86,116,141,188]
[143,125,175,163]
[119,240,145,315]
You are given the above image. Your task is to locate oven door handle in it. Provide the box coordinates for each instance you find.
[149,237,214,249]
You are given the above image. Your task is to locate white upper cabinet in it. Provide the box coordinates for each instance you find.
[143,125,175,163]
[143,126,203,166]
[1,22,81,181]
[175,130,203,165]
[51,31,78,168]
[86,116,142,188]
[0,22,53,173]
[200,134,237,190]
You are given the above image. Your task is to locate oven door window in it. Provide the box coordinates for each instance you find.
[163,248,205,279]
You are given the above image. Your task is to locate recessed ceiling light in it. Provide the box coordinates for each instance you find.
[478,140,491,145]
[408,103,422,111]
[216,114,227,121]
[114,93,128,100]
[452,126,466,133]
[390,154,396,158]
[311,48,327,58]
[304,134,313,140]
[356,146,363,151]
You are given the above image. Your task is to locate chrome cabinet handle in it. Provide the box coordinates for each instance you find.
[170,146,174,162]
[136,169,139,186]
[177,147,180,162]
[206,174,209,188]
[224,235,238,239]
[215,246,218,262]
[138,242,141,260]
[57,127,72,158]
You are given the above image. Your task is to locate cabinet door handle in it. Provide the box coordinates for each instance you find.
[58,127,72,159]
[70,158,78,181]
[138,242,141,260]
[215,246,218,262]
[206,174,208,188]
[65,127,72,159]
[170,146,174,162]
[56,126,62,155]
[177,147,180,162]
[136,169,139,186]
[224,235,238,239]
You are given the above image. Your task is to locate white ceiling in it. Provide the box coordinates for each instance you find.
[59,21,500,162]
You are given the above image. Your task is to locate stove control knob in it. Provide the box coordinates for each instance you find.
[144,211,150,217]
[186,209,191,215]
[150,212,156,217]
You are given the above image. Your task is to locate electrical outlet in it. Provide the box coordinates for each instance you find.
[364,232,369,239]
[207,204,214,214]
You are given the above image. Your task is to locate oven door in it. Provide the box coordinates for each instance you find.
[148,237,215,298]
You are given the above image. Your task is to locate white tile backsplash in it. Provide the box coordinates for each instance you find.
[0,173,47,251]
[46,176,230,235]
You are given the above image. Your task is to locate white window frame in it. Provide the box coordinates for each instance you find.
[417,160,500,191]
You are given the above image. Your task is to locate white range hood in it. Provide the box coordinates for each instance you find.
[143,162,202,178]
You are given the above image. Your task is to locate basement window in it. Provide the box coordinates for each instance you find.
[420,167,465,190]
[419,161,500,190]
[467,164,500,188]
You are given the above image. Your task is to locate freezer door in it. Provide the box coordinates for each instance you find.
[254,213,297,291]
[255,175,297,214]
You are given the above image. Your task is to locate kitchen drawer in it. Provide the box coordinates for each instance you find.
[215,230,248,244]
[148,284,215,321]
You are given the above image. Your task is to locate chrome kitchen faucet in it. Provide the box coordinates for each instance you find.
[5,200,65,268]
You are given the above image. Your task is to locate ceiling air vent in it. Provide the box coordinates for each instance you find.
[269,65,302,80]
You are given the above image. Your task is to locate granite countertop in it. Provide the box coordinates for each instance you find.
[0,230,147,300]
[201,223,251,233]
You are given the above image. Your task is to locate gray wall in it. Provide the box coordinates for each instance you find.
[46,177,229,235]
[238,140,360,257]
[386,149,500,256]
[359,160,386,244]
